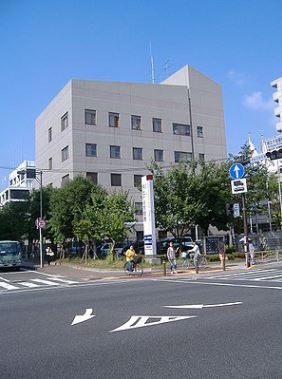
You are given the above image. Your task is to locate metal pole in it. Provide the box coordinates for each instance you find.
[187,89,195,160]
[39,171,43,268]
[277,161,282,229]
[266,178,272,232]
[242,193,250,268]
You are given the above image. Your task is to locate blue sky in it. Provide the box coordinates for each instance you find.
[0,0,281,188]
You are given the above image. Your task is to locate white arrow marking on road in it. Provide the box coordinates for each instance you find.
[163,301,242,309]
[110,315,196,332]
[234,165,240,178]
[71,309,95,326]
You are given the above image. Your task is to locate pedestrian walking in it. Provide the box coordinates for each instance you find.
[167,242,177,274]
[46,246,54,265]
[190,242,201,273]
[181,250,190,269]
[249,240,255,265]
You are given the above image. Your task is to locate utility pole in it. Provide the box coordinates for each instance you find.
[39,170,43,268]
[242,193,250,268]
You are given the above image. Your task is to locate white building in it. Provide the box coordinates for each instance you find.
[0,161,37,206]
[271,77,282,133]
[35,65,227,238]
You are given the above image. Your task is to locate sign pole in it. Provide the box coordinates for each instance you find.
[39,171,44,268]
[242,193,250,268]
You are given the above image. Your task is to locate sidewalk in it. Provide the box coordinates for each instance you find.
[21,259,250,281]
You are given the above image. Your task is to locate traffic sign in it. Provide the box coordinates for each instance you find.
[231,179,247,194]
[229,163,245,180]
[35,218,46,229]
[233,203,240,218]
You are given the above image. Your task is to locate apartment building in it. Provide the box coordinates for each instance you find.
[0,161,37,206]
[271,77,282,133]
[35,65,227,237]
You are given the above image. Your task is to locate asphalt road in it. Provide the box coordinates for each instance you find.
[1,266,282,379]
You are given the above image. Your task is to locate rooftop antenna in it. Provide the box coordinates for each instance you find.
[149,42,155,84]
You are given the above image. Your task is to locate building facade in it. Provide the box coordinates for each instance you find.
[35,65,227,237]
[271,77,282,133]
[0,161,37,206]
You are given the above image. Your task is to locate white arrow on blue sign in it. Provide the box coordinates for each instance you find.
[229,163,245,180]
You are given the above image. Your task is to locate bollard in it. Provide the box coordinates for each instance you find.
[163,261,166,276]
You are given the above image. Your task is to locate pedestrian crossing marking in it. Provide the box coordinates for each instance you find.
[0,277,82,293]
[0,282,19,290]
[18,282,40,288]
[31,279,60,286]
[47,277,79,284]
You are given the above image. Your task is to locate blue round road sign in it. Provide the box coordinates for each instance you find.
[229,163,245,180]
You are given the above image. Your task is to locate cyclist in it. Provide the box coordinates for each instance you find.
[125,245,137,272]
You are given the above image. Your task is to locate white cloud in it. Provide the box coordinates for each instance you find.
[226,69,246,86]
[242,92,274,111]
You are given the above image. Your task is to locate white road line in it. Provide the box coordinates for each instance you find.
[46,277,79,284]
[0,282,19,290]
[253,275,282,281]
[31,279,59,286]
[205,269,280,280]
[18,282,40,288]
[162,278,282,291]
[0,276,10,282]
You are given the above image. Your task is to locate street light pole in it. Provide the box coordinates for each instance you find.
[39,171,43,268]
[242,193,250,268]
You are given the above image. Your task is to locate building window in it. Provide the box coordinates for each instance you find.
[86,172,98,184]
[199,153,205,162]
[133,147,143,160]
[48,157,52,170]
[135,202,143,216]
[109,112,119,128]
[61,112,69,131]
[110,145,121,159]
[197,126,204,138]
[61,145,69,162]
[154,149,163,162]
[111,173,122,186]
[131,115,141,130]
[173,123,190,136]
[85,109,96,125]
[61,174,69,186]
[48,127,52,142]
[174,151,192,163]
[153,118,162,132]
[134,175,143,188]
[86,143,97,157]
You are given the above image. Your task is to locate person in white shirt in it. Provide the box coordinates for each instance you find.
[167,242,177,274]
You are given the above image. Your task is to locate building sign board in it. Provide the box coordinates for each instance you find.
[142,175,156,258]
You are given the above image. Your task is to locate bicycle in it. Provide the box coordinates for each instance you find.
[189,254,208,269]
[123,256,143,276]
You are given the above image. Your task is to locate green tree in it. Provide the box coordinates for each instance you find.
[0,201,29,241]
[48,176,94,250]
[73,185,108,261]
[100,192,135,262]
[153,162,203,236]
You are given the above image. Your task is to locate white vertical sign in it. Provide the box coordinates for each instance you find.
[142,175,156,258]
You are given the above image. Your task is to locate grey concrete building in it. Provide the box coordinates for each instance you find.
[35,65,227,237]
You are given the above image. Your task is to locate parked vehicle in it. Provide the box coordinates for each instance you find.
[99,242,128,258]
[157,236,194,255]
[122,240,144,255]
[0,240,22,270]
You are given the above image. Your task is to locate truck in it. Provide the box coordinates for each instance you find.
[0,240,22,269]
